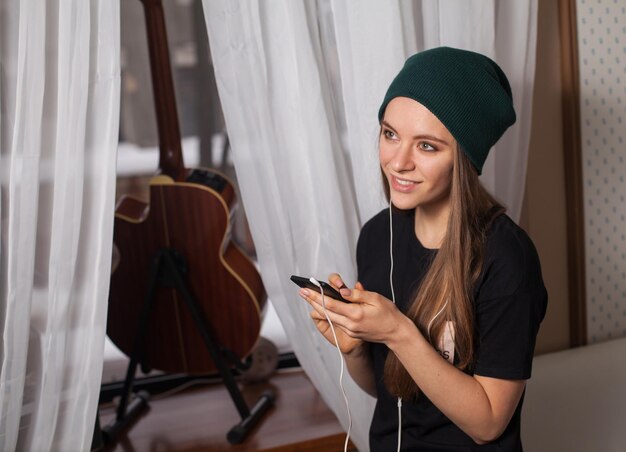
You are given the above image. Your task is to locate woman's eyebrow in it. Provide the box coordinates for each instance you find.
[414,134,450,146]
[381,120,450,146]
[381,120,397,132]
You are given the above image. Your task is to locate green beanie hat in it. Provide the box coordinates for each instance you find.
[378,47,516,174]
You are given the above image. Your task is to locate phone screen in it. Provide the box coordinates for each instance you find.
[290,275,350,303]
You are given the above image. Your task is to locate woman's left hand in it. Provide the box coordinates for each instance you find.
[299,280,413,345]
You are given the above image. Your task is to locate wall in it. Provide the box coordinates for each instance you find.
[576,0,626,343]
[523,0,571,354]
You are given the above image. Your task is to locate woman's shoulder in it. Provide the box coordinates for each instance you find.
[359,208,417,252]
[358,208,385,245]
[358,209,390,256]
[479,214,544,297]
[361,207,390,233]
[485,214,539,261]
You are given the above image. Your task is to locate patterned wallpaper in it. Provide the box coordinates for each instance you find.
[576,0,626,343]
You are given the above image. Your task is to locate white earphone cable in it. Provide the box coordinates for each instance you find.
[388,201,396,305]
[389,202,402,452]
[427,299,449,343]
[310,278,352,452]
[389,199,451,451]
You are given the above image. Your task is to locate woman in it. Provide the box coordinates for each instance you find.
[299,47,547,451]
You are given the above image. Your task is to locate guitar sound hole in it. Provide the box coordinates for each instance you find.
[187,169,227,192]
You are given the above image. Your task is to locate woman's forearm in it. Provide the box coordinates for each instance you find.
[386,317,524,444]
[343,342,377,397]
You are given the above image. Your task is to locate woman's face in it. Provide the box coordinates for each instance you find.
[379,97,456,212]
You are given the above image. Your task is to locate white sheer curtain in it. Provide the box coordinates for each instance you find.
[0,1,120,451]
[202,1,536,450]
[418,0,538,221]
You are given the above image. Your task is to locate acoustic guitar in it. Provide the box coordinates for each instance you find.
[107,0,267,375]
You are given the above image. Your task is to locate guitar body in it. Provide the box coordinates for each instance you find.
[108,168,267,374]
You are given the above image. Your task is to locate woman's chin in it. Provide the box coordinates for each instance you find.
[390,196,419,211]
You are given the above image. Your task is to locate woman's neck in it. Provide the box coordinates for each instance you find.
[413,198,450,250]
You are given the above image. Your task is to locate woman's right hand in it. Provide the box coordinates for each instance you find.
[301,273,364,355]
[309,309,364,355]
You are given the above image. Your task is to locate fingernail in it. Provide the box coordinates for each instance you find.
[340,287,351,296]
[301,288,310,296]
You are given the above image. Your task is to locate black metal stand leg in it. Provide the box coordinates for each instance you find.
[101,254,164,444]
[160,250,275,444]
[119,255,162,417]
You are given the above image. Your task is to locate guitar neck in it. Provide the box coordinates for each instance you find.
[141,0,186,181]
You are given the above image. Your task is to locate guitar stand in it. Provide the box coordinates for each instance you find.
[102,248,275,445]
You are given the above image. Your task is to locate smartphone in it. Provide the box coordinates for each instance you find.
[290,275,350,303]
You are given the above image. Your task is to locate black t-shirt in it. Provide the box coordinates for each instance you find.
[357,209,547,451]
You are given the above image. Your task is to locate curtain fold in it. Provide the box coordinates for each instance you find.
[492,0,538,222]
[0,1,120,450]
[202,2,537,449]
[414,0,538,221]
[202,2,374,448]
[327,0,415,224]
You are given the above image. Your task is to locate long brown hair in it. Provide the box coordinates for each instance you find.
[382,143,505,400]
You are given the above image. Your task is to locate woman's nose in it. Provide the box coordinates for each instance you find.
[390,144,415,172]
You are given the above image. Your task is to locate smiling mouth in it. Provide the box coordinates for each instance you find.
[392,175,419,185]
[389,175,421,192]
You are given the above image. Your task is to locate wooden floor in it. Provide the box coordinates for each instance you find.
[99,370,355,451]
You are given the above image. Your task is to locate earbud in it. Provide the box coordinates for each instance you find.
[309,277,321,288]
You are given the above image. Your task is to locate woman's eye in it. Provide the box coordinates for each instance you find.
[383,129,397,140]
[419,142,436,152]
